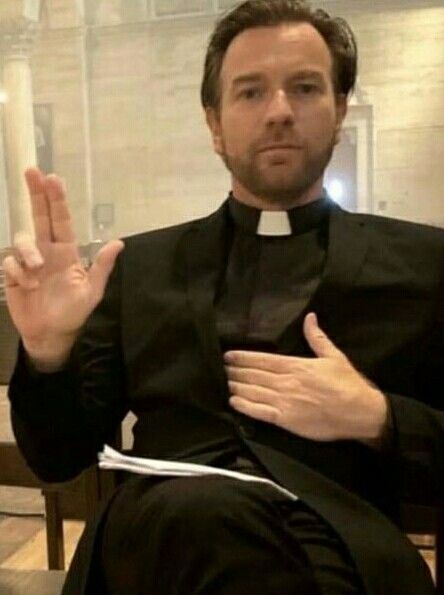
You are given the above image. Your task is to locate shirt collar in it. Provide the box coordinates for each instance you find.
[228,189,332,236]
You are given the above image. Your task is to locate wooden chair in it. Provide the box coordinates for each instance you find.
[0,441,101,570]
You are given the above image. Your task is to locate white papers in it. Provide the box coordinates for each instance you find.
[98,445,298,501]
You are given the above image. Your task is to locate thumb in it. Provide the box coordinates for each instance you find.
[303,312,344,359]
[88,240,124,301]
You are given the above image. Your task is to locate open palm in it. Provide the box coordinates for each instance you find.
[3,167,123,358]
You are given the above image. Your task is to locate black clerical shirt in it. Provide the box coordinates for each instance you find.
[217,191,331,348]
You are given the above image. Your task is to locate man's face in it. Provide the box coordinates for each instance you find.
[206,22,348,207]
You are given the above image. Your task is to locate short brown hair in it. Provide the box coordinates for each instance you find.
[201,0,357,112]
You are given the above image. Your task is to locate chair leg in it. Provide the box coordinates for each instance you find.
[43,491,65,570]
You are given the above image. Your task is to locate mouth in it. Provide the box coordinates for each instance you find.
[258,145,298,153]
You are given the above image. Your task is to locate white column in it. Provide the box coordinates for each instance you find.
[0,22,39,238]
[78,27,94,242]
[0,100,10,248]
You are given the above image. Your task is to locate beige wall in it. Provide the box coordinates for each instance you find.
[17,1,444,242]
[345,4,444,225]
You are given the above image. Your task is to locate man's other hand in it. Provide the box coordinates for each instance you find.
[224,312,388,442]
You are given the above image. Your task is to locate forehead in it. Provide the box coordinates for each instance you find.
[220,23,333,85]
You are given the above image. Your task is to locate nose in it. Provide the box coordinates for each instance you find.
[264,90,295,127]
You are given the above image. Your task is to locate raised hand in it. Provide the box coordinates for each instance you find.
[2,167,124,370]
[224,312,388,443]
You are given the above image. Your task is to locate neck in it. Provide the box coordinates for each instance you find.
[231,177,324,211]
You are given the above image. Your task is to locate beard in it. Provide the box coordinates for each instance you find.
[220,130,336,205]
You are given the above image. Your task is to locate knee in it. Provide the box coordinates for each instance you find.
[149,476,249,525]
[105,475,275,547]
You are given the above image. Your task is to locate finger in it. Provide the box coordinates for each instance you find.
[2,255,39,290]
[224,350,302,374]
[25,167,51,242]
[225,365,281,390]
[228,380,277,405]
[88,240,125,302]
[229,396,280,425]
[303,312,345,359]
[13,231,44,269]
[44,174,76,242]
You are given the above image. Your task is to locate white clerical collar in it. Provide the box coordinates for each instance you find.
[227,191,331,237]
[257,211,292,236]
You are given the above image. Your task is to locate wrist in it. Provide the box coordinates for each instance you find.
[370,389,389,438]
[359,390,390,448]
[22,333,77,373]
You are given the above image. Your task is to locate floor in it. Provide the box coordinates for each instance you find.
[0,516,84,570]
[0,386,437,583]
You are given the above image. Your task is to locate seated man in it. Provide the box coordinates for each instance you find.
[3,1,444,593]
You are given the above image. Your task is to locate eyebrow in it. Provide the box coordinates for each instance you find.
[231,70,325,88]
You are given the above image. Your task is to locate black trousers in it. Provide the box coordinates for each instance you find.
[88,475,363,595]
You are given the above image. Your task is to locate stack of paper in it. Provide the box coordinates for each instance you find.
[98,445,298,501]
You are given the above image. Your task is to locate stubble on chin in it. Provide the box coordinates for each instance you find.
[221,140,335,205]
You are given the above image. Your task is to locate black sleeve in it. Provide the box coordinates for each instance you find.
[7,254,129,483]
[386,263,444,505]
[387,392,444,504]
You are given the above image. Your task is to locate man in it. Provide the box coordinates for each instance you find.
[3,1,444,593]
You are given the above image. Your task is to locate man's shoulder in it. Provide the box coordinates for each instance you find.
[120,205,224,250]
[344,210,444,244]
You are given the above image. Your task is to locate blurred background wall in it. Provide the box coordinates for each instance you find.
[0,0,443,246]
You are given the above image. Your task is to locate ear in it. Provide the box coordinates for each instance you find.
[205,107,224,156]
[333,94,348,146]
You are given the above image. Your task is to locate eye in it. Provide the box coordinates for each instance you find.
[239,87,263,100]
[294,84,317,95]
